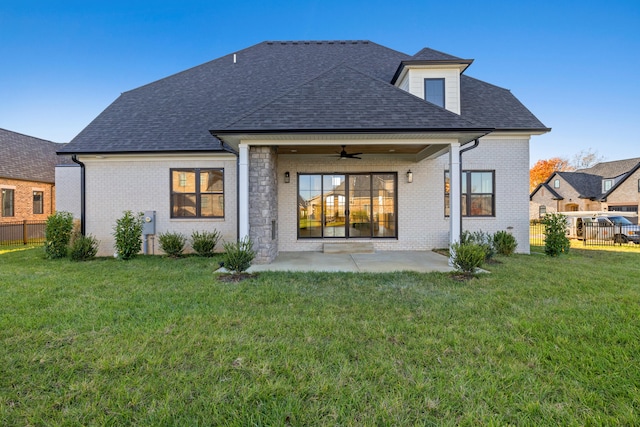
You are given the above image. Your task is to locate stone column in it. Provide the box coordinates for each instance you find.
[249,146,278,263]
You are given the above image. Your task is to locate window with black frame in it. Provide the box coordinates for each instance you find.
[170,169,224,218]
[444,170,495,217]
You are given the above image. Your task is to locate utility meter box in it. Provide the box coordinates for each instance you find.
[142,211,156,235]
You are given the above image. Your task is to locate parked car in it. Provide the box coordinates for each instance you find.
[567,214,640,244]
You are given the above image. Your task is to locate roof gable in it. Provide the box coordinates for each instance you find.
[555,171,603,199]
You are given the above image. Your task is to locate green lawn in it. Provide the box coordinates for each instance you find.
[1,247,639,425]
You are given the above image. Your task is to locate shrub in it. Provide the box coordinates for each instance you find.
[461,230,496,261]
[493,230,517,256]
[450,242,485,275]
[159,232,187,257]
[542,213,570,256]
[69,232,99,261]
[44,211,74,259]
[113,211,143,260]
[191,230,221,257]
[222,237,255,275]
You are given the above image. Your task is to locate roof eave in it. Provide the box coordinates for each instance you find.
[391,59,474,84]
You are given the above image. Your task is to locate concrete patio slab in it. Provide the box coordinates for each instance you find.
[245,250,454,273]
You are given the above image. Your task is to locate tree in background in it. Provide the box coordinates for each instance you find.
[529,148,606,192]
[529,157,572,192]
[571,148,606,170]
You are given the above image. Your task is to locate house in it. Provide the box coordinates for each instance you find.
[57,40,549,262]
[530,157,640,219]
[0,128,66,223]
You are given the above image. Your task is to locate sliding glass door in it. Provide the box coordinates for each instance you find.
[298,173,396,239]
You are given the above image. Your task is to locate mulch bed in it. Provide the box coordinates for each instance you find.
[217,273,257,283]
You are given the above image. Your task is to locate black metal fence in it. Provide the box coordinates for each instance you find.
[530,222,640,247]
[0,220,47,246]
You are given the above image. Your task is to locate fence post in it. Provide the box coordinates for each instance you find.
[23,220,28,245]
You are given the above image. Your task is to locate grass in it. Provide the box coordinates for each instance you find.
[1,247,640,425]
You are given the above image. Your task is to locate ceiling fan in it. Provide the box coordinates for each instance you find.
[333,145,362,160]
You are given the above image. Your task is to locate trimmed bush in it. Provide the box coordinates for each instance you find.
[461,230,496,262]
[69,232,99,261]
[159,232,187,258]
[222,237,255,275]
[113,211,144,260]
[493,230,517,256]
[542,213,570,256]
[450,242,485,275]
[191,230,221,257]
[44,211,74,259]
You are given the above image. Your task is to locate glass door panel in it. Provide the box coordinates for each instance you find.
[323,175,346,237]
[298,174,323,237]
[373,174,396,237]
[348,175,371,237]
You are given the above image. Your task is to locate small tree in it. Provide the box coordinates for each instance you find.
[113,211,143,260]
[222,237,255,275]
[44,211,74,259]
[542,213,570,256]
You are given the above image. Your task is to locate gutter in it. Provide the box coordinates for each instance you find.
[71,155,86,235]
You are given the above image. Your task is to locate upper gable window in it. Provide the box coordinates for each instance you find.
[603,179,613,192]
[424,78,445,108]
[553,179,560,188]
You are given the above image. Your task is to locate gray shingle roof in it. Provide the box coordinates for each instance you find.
[0,128,68,183]
[579,157,640,179]
[60,40,548,154]
[215,64,484,132]
[410,47,465,61]
[460,76,548,130]
[556,171,603,199]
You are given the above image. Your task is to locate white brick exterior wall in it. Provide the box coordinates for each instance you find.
[276,136,532,254]
[79,154,237,257]
[55,165,82,219]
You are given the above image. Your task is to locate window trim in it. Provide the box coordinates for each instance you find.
[444,170,496,217]
[170,168,225,219]
[33,191,44,215]
[2,188,15,217]
[424,78,445,108]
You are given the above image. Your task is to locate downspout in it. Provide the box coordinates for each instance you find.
[459,139,480,234]
[71,155,86,235]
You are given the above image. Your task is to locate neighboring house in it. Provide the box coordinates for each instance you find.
[530,157,640,219]
[57,40,549,262]
[0,128,66,223]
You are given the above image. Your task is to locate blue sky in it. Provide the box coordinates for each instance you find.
[1,0,639,165]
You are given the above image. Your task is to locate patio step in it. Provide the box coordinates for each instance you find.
[323,242,375,254]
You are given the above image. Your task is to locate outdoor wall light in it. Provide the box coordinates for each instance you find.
[406,170,413,183]
[284,171,290,183]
